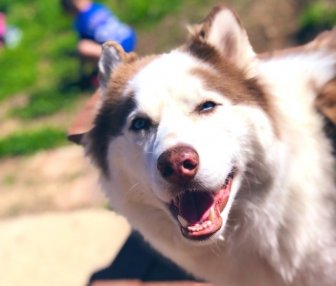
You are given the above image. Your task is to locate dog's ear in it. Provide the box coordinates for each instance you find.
[68,42,137,145]
[98,41,124,90]
[312,29,336,125]
[99,41,137,91]
[306,28,336,51]
[190,5,255,69]
[316,79,336,125]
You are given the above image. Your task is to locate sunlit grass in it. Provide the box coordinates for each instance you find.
[0,127,68,158]
[0,0,179,156]
[0,0,180,100]
[300,1,336,29]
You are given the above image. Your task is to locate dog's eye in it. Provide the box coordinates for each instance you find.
[198,101,217,113]
[130,117,151,131]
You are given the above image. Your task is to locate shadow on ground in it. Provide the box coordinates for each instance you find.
[87,231,202,285]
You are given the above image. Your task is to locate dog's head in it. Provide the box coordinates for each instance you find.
[73,6,283,243]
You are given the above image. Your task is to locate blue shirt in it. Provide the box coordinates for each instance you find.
[74,3,136,52]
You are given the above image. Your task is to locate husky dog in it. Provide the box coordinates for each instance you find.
[70,5,336,286]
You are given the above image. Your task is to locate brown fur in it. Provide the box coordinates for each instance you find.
[316,79,336,124]
[186,38,278,137]
[88,96,135,175]
[88,56,157,175]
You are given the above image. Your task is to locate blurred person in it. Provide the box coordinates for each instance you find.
[60,0,137,62]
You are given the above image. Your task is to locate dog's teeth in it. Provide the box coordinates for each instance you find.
[187,221,213,233]
[209,207,216,221]
[188,224,201,232]
[177,215,189,228]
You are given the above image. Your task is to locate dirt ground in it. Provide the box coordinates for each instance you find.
[0,145,106,218]
[0,209,131,286]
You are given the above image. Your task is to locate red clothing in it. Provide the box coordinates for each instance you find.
[0,12,6,39]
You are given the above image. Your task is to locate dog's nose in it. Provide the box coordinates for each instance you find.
[157,145,199,184]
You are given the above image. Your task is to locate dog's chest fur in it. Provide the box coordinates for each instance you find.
[78,6,336,286]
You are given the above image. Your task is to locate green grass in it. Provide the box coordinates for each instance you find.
[10,88,81,119]
[297,1,336,43]
[0,0,179,157]
[299,1,336,31]
[0,0,76,101]
[299,1,336,33]
[0,128,68,158]
[0,0,180,101]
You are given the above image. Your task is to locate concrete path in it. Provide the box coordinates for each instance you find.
[0,209,130,286]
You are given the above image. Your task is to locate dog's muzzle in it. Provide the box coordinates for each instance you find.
[157,145,235,241]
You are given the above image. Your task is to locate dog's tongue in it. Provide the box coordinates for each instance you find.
[179,191,214,224]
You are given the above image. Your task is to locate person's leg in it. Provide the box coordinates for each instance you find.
[77,39,102,61]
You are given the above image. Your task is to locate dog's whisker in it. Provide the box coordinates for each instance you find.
[207,242,222,257]
[127,182,141,194]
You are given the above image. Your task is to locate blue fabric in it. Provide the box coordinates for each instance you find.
[74,3,136,52]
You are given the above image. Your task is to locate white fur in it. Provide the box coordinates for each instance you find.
[91,46,336,286]
[83,7,336,283]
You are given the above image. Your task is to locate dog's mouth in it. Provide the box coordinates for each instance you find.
[168,171,235,241]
